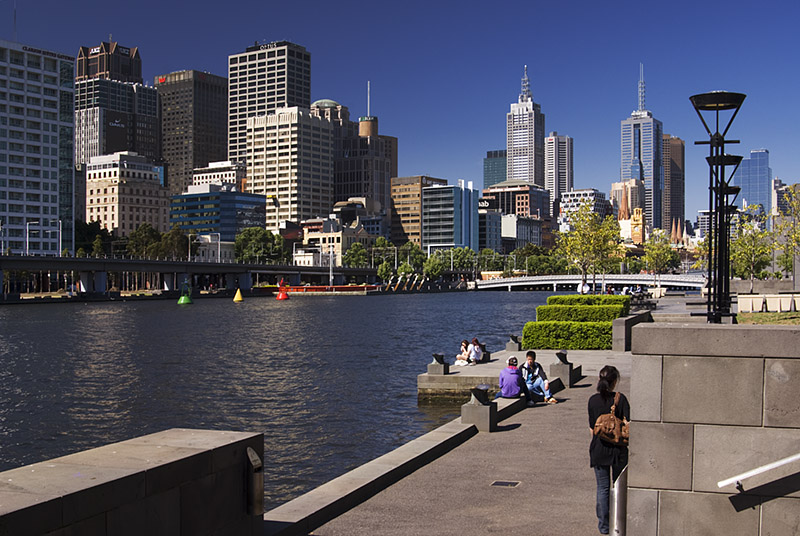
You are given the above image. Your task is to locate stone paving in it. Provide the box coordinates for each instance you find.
[313,352,632,536]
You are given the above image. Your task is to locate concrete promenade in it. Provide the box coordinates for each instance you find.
[312,348,631,536]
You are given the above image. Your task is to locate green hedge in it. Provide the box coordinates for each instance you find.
[522,320,612,350]
[547,294,631,316]
[536,304,625,322]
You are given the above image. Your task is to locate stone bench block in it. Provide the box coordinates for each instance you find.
[461,401,498,432]
[631,354,662,422]
[427,363,449,375]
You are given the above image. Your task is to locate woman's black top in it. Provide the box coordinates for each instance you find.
[588,391,630,468]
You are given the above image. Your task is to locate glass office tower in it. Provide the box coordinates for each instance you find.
[732,149,772,214]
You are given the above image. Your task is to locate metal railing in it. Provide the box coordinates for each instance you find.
[717,452,800,490]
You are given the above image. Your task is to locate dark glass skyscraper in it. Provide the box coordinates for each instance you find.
[155,70,228,196]
[483,150,507,189]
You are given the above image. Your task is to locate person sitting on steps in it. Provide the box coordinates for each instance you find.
[495,356,535,407]
[519,350,558,404]
[467,337,483,365]
[454,339,470,366]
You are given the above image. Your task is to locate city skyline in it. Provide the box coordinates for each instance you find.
[2,0,799,223]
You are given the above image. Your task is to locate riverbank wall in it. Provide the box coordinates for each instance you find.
[0,429,263,536]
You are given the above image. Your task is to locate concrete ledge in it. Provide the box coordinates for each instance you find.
[263,420,477,536]
[0,429,263,536]
[632,324,800,358]
[263,396,534,536]
[612,311,652,351]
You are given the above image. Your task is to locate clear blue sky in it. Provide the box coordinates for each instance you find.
[4,0,799,221]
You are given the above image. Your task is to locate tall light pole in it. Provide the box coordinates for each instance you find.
[210,232,221,262]
[329,244,334,287]
[58,219,62,257]
[26,220,38,255]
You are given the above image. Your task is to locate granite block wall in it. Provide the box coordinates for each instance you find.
[629,324,800,536]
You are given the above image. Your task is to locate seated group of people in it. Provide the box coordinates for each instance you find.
[497,351,558,407]
[453,338,483,366]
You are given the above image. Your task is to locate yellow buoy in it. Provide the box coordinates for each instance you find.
[233,288,244,302]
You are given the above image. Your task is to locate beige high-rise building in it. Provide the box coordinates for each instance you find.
[390,176,447,246]
[85,152,169,237]
[246,107,333,232]
[662,134,685,231]
[610,178,645,217]
[228,41,311,165]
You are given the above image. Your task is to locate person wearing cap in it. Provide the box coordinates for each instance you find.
[495,356,535,407]
[520,350,558,404]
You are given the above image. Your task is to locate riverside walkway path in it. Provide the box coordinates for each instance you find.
[312,347,631,536]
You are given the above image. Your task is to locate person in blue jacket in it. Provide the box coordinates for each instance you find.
[519,351,558,404]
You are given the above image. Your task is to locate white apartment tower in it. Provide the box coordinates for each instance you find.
[228,41,311,165]
[506,65,545,188]
[544,131,573,207]
[246,107,333,232]
[0,40,75,255]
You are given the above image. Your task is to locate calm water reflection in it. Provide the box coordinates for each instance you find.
[0,291,553,509]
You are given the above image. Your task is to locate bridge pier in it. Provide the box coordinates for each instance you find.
[78,270,107,293]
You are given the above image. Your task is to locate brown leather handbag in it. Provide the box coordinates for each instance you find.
[593,392,629,446]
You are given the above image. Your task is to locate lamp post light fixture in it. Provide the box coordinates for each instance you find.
[209,232,221,262]
[26,220,39,256]
[690,91,746,323]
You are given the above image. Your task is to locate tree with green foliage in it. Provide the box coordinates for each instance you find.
[157,226,190,259]
[91,235,105,257]
[342,242,368,267]
[451,247,476,271]
[398,241,425,271]
[423,252,447,279]
[76,247,87,258]
[556,201,621,290]
[377,260,394,281]
[235,227,285,264]
[397,261,414,277]
[731,206,775,293]
[126,223,161,257]
[477,248,503,272]
[371,236,396,267]
[643,229,680,287]
[75,220,113,254]
[776,186,800,282]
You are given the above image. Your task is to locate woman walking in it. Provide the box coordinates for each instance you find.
[588,365,630,535]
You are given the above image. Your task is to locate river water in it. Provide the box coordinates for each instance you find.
[0,291,554,509]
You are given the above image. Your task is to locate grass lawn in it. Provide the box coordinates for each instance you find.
[737,312,800,325]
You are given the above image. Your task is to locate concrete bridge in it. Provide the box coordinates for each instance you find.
[0,255,377,295]
[475,273,706,292]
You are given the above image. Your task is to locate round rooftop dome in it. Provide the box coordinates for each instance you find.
[311,99,341,109]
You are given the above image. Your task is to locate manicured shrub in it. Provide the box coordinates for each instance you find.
[536,304,625,322]
[522,320,613,350]
[547,294,631,316]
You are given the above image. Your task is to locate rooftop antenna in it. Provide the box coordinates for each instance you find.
[13,0,17,42]
[638,63,646,111]
[367,80,370,117]
[520,65,532,101]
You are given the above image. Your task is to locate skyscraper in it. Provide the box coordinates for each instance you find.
[73,41,160,224]
[662,134,685,231]
[390,175,447,246]
[483,150,507,189]
[0,40,75,254]
[155,70,228,196]
[227,41,311,164]
[421,180,479,253]
[732,149,772,214]
[544,131,573,215]
[507,66,545,187]
[246,107,332,232]
[620,65,663,229]
[76,41,142,84]
[310,98,397,237]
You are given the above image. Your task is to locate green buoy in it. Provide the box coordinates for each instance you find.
[178,282,193,305]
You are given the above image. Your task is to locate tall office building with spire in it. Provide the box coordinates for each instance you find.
[507,66,545,188]
[620,65,663,229]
